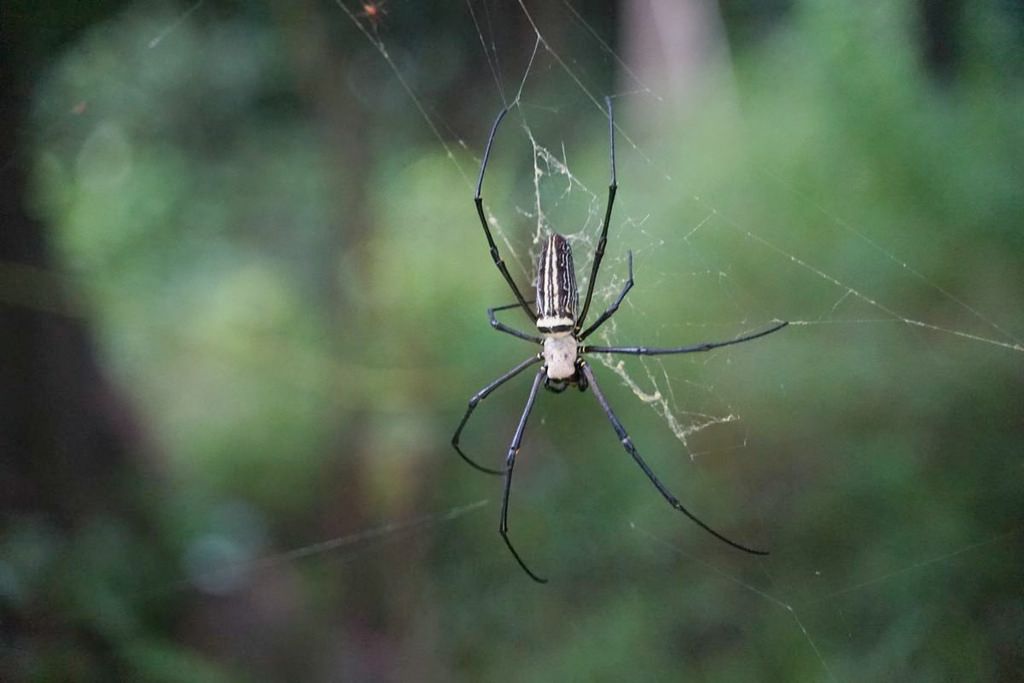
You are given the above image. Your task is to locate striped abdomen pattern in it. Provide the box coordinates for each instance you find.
[535,234,578,333]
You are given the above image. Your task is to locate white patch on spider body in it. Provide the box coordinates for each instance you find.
[536,315,574,332]
[543,334,579,380]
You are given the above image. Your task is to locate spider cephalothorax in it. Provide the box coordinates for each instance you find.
[455,98,788,583]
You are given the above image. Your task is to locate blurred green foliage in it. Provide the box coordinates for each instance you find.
[6,0,1023,680]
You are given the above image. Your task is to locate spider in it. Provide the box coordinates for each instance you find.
[454,97,788,583]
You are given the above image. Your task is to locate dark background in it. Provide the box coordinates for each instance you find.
[3,1,1023,680]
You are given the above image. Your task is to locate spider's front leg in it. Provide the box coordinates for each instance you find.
[475,107,537,322]
[577,96,619,327]
[578,250,633,341]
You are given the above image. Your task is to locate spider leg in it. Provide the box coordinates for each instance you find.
[582,320,788,356]
[576,96,619,330]
[452,355,542,475]
[488,302,542,344]
[476,107,537,322]
[578,250,633,341]
[579,362,768,556]
[500,367,549,583]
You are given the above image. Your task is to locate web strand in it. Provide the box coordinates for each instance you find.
[632,522,838,682]
[161,499,490,597]
[757,169,1024,348]
[692,201,1024,354]
[331,0,475,190]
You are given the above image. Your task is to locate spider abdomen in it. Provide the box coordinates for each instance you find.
[535,234,578,334]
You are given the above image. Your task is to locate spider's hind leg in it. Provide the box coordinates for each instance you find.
[578,361,768,556]
[500,368,549,583]
[452,355,542,475]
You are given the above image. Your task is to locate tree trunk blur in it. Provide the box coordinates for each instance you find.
[620,0,737,127]
[1,3,174,677]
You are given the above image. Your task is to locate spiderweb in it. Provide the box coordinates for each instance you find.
[20,0,1024,679]
[332,0,788,453]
